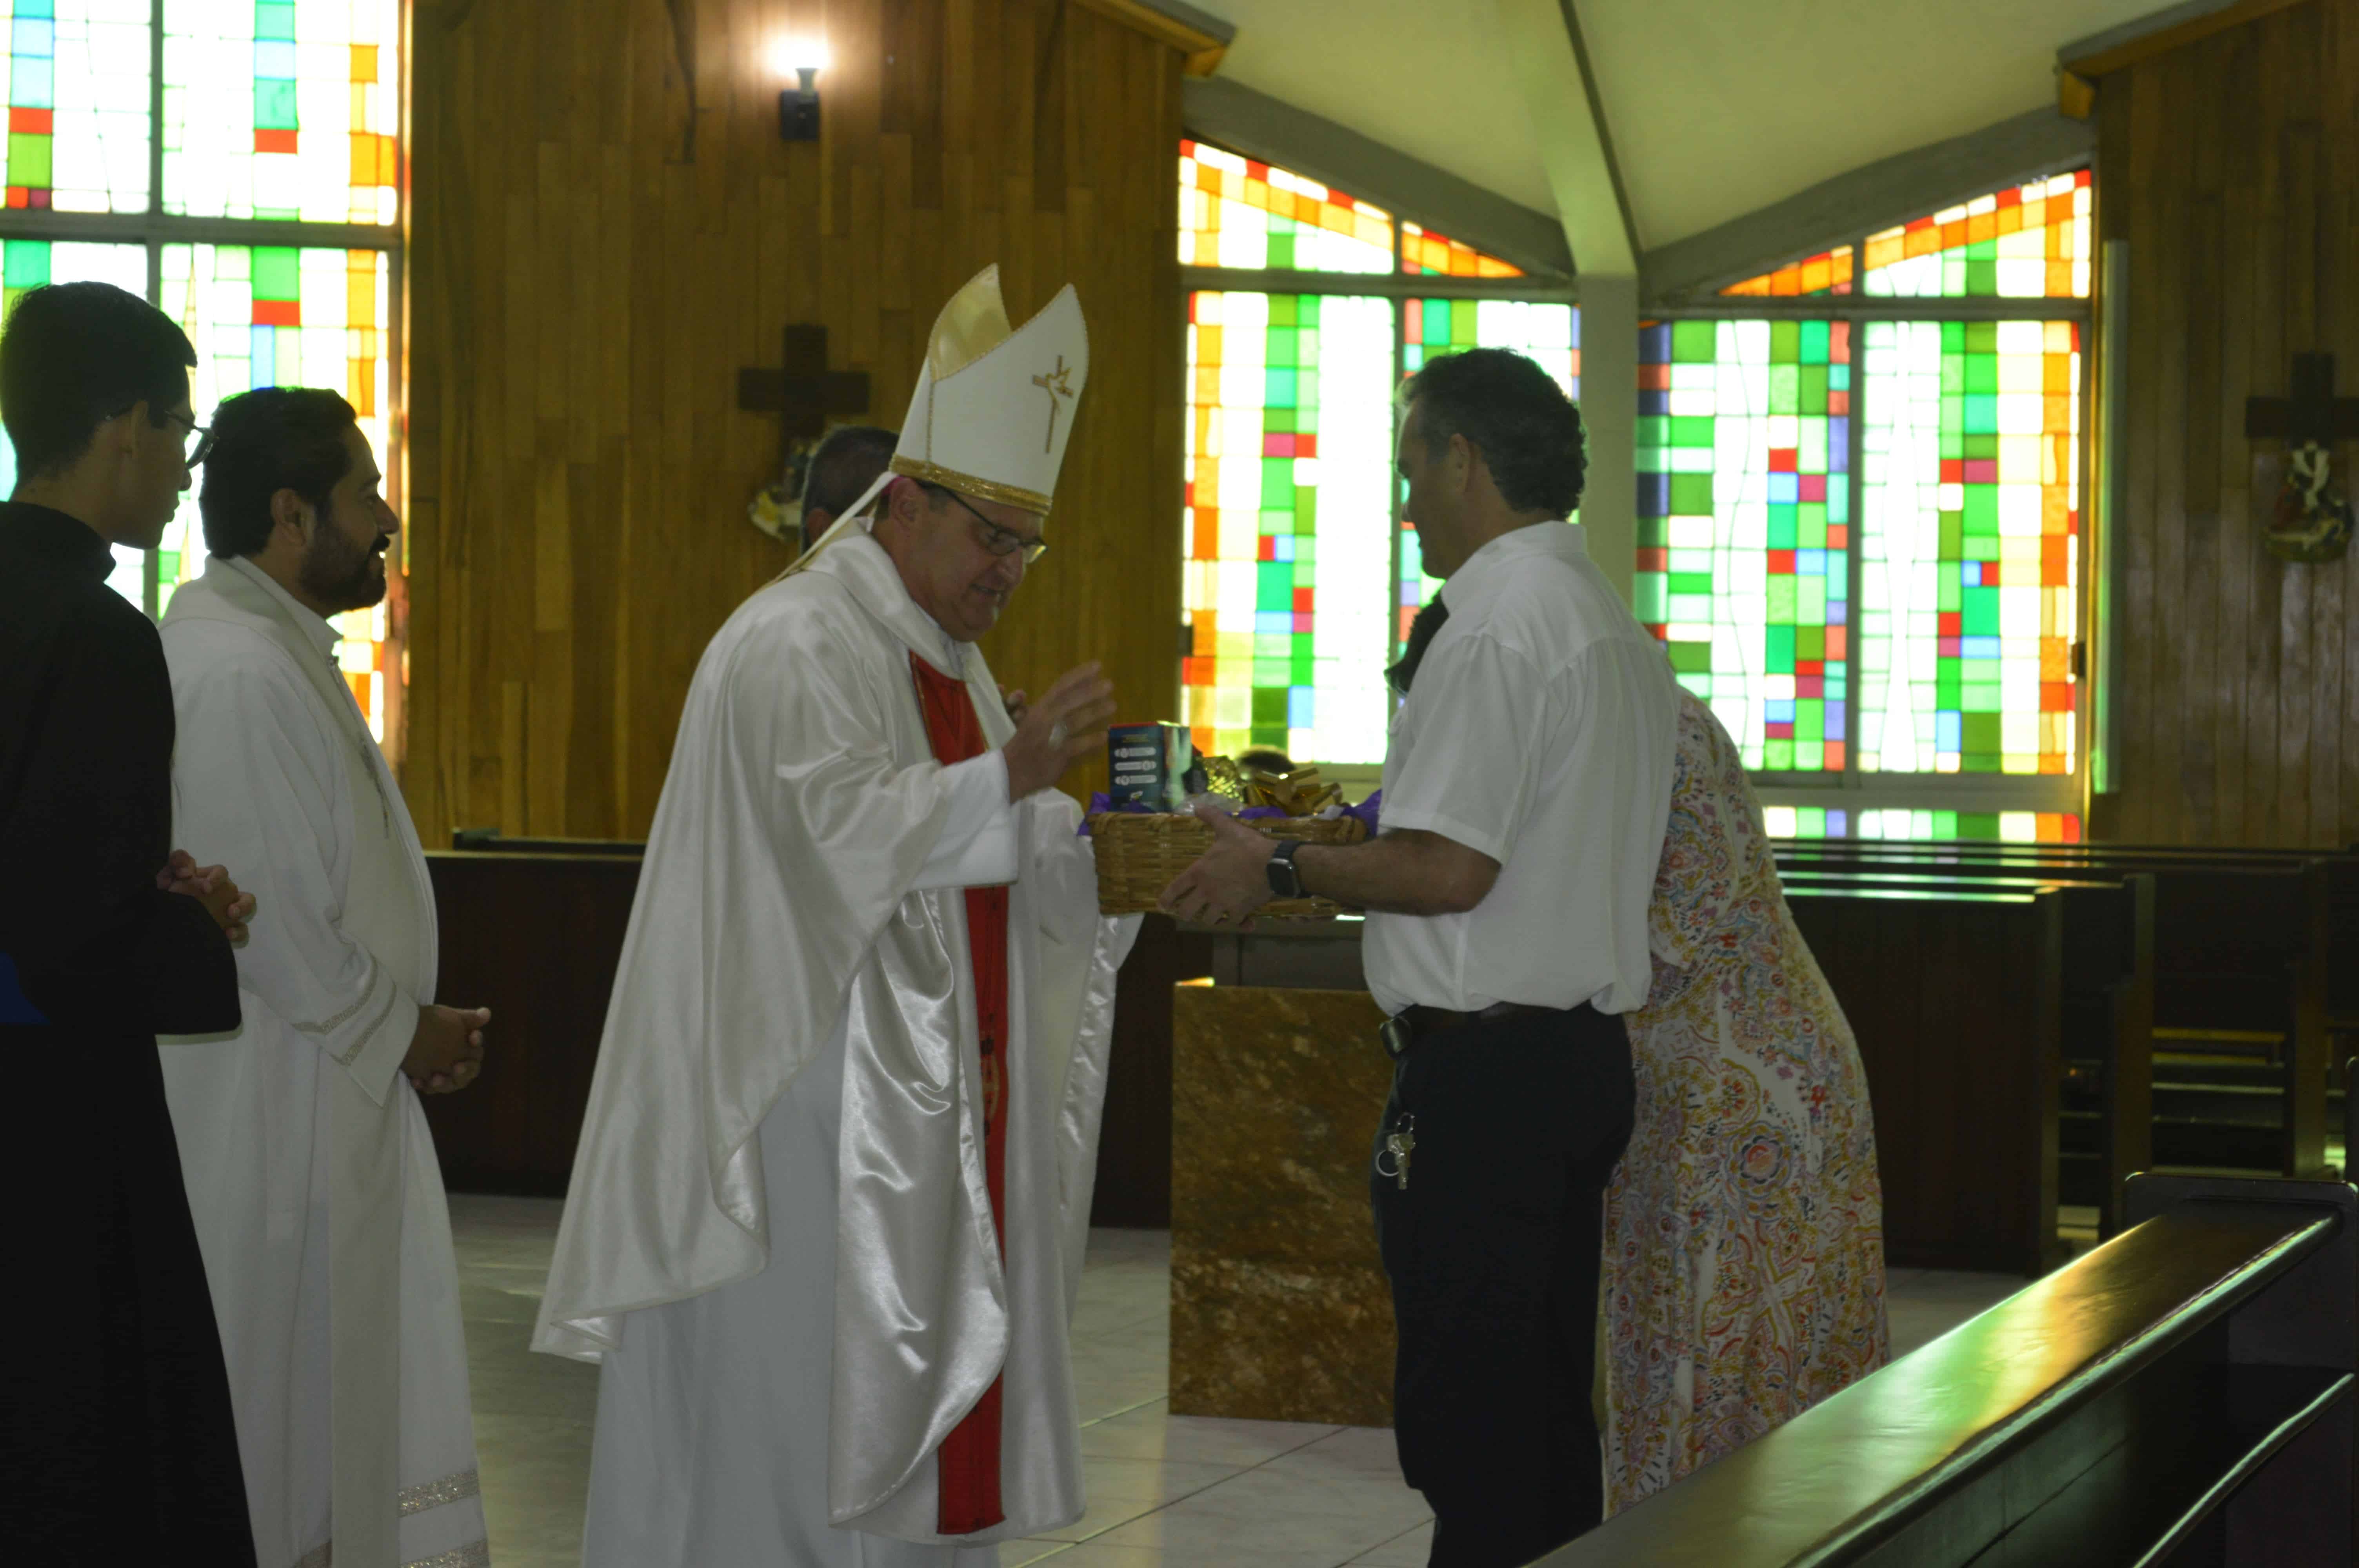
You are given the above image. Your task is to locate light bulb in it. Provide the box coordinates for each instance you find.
[771,38,831,79]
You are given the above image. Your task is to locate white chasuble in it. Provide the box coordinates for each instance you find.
[534,532,1137,1562]
[158,556,487,1568]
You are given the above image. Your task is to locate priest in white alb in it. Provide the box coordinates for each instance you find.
[535,266,1138,1565]
[157,387,492,1568]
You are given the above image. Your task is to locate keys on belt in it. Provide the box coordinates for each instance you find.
[1377,1112,1416,1191]
[1377,1000,1556,1060]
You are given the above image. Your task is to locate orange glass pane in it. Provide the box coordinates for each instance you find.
[1399,220,1522,279]
[1861,169,2092,298]
[1720,245,1854,298]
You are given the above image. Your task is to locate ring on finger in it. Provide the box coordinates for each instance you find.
[1048,719,1069,748]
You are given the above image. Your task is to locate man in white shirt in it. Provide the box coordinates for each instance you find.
[1163,347,1679,1566]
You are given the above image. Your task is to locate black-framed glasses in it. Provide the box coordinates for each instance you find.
[937,485,1048,565]
[119,403,211,463]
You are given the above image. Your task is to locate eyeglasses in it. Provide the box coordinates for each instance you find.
[936,485,1048,565]
[116,403,212,463]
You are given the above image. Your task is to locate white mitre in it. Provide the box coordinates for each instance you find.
[790,265,1089,572]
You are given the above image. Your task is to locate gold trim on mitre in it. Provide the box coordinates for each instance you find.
[927,266,1016,383]
[889,455,1051,515]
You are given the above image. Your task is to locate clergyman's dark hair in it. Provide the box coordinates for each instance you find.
[0,281,197,483]
[1400,347,1587,517]
[801,424,898,524]
[198,387,360,558]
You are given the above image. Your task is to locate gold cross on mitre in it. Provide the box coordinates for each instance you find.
[1032,356,1075,453]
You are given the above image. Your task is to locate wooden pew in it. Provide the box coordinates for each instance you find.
[1780,863,2155,1239]
[1780,874,2150,1272]
[1781,843,2336,1180]
[1538,1174,2359,1568]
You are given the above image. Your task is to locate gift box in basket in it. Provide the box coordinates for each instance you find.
[1086,739,1373,918]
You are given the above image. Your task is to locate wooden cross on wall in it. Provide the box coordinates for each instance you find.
[737,325,872,471]
[2244,352,2359,447]
[2245,352,2359,563]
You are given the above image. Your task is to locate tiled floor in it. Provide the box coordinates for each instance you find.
[451,1195,2025,1568]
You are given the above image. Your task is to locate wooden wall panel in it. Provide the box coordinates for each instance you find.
[405,0,1186,840]
[2093,0,2359,846]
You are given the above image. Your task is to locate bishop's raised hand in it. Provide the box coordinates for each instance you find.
[1003,662,1114,800]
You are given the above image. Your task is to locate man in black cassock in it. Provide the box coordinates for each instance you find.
[0,282,262,1562]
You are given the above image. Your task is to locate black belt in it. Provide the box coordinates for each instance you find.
[1379,1000,1556,1060]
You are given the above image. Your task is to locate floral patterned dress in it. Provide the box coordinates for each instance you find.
[1603,691,1889,1511]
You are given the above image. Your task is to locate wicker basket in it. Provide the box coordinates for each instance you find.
[1087,811,1367,917]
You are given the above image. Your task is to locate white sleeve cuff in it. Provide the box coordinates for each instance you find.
[344,976,420,1106]
[912,752,1020,890]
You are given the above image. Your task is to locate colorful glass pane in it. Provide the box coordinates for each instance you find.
[1183,289,1393,766]
[1396,300,1579,641]
[1400,221,1521,279]
[1861,170,2092,299]
[1,0,150,213]
[162,0,400,223]
[0,238,151,603]
[1178,140,1393,274]
[159,241,393,736]
[1637,318,1852,773]
[1721,245,1853,298]
[1859,319,2080,776]
[1765,806,2081,842]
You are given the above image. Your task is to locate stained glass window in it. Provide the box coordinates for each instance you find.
[3,1,151,212]
[1861,170,2092,299]
[0,5,404,750]
[1401,221,1521,279]
[1395,298,1579,640]
[162,0,400,222]
[1183,289,1395,765]
[157,241,392,734]
[1721,245,1853,298]
[0,237,149,600]
[1859,318,2080,776]
[1174,140,1589,767]
[1764,806,2082,842]
[1178,139,1393,274]
[1636,318,1852,773]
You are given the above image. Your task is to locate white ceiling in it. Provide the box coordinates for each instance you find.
[1196,0,2171,251]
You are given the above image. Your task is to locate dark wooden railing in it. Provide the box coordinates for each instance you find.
[1539,1174,2357,1568]
[420,837,1194,1225]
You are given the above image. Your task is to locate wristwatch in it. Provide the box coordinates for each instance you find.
[1267,839,1308,900]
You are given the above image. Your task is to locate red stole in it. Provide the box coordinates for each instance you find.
[908,652,1012,1536]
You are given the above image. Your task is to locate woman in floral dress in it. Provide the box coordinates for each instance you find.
[1602,690,1889,1510]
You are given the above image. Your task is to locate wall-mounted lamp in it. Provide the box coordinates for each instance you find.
[775,40,829,142]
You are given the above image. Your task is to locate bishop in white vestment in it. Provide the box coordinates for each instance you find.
[535,267,1136,1565]
[158,390,489,1568]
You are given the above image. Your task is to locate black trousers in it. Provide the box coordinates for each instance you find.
[1370,1003,1636,1568]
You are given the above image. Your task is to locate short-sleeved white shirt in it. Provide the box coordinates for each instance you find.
[1363,521,1679,1018]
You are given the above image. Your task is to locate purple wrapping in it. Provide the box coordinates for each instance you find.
[1079,793,1379,836]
